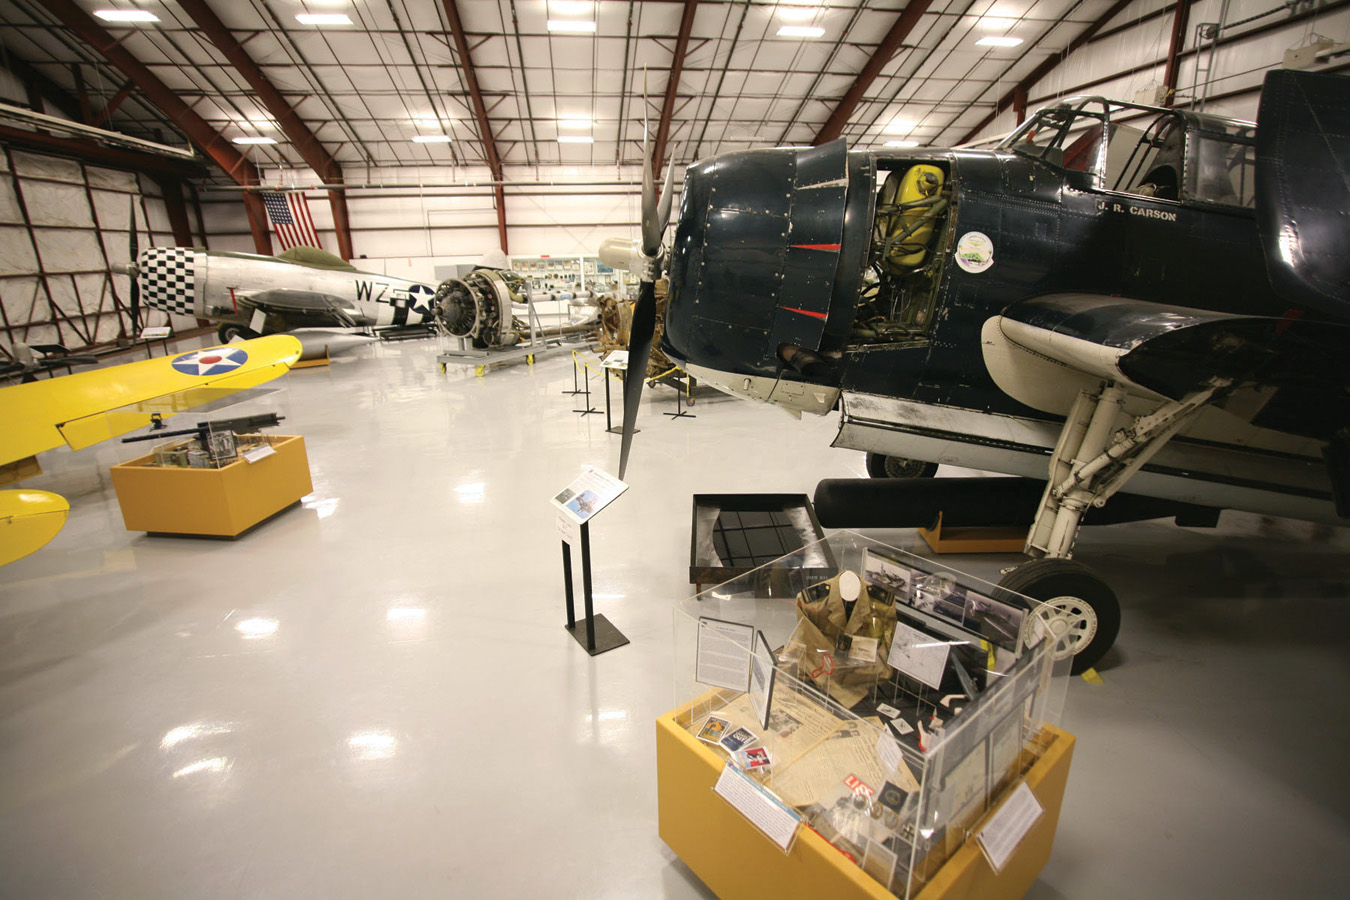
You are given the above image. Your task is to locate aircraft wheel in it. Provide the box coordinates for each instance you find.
[865,452,938,479]
[217,322,259,344]
[999,558,1121,676]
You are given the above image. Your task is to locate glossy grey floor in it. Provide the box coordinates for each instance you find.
[2,338,1348,898]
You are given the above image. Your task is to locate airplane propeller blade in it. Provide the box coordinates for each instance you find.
[618,279,655,480]
[127,196,140,334]
[619,130,676,479]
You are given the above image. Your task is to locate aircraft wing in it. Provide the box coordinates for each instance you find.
[985,294,1349,439]
[235,289,366,327]
[0,334,301,566]
[1,333,303,467]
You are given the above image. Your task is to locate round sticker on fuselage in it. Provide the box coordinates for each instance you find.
[955,231,995,273]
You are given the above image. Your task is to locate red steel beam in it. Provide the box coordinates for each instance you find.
[42,0,273,254]
[654,0,699,180]
[439,0,507,250]
[90,80,137,128]
[152,177,195,247]
[813,0,933,145]
[175,0,354,259]
[957,0,1138,145]
[1161,0,1192,106]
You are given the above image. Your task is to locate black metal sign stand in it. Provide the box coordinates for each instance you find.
[561,354,584,396]
[561,522,629,655]
[663,376,696,420]
[572,361,599,416]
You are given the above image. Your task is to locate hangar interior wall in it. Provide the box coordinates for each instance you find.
[0,150,198,356]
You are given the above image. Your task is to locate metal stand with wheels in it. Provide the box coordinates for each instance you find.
[561,523,629,655]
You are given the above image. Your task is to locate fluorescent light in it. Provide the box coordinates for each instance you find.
[232,136,277,145]
[295,13,353,25]
[778,25,825,38]
[976,36,1023,47]
[885,140,920,148]
[412,135,453,143]
[557,135,594,144]
[94,9,160,22]
[558,118,591,129]
[547,20,597,33]
[235,617,279,638]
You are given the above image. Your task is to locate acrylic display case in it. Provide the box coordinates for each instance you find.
[660,531,1072,900]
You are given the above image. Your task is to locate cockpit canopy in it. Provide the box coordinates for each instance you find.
[997,96,1257,208]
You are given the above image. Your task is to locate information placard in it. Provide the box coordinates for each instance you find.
[696,617,755,691]
[975,780,1044,873]
[551,467,628,525]
[713,763,800,853]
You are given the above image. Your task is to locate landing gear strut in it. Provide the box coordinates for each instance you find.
[1003,377,1229,674]
[218,322,260,343]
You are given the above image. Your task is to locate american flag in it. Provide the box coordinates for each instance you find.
[261,191,323,250]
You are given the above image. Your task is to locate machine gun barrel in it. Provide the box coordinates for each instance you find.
[120,412,284,443]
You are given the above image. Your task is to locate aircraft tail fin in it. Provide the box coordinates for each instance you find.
[1254,69,1350,318]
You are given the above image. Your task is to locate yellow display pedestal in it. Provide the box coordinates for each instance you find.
[110,435,312,537]
[656,704,1074,900]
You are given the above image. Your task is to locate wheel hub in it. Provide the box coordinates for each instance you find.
[1035,594,1099,661]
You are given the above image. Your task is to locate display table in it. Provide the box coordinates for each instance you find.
[656,700,1075,900]
[110,435,312,537]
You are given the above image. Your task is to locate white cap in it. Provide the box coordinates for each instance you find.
[477,249,510,270]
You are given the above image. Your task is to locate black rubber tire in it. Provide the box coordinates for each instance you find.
[865,452,939,479]
[217,323,260,343]
[998,558,1121,676]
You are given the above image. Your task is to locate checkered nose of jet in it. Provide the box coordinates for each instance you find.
[136,248,195,315]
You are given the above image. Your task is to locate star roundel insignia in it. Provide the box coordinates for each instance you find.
[171,347,250,377]
[407,283,436,317]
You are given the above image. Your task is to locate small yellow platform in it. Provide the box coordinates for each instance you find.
[656,702,1074,900]
[110,435,312,537]
[918,512,1027,555]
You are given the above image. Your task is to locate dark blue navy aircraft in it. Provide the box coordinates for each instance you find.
[605,69,1349,673]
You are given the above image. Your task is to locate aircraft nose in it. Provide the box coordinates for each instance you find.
[135,248,195,313]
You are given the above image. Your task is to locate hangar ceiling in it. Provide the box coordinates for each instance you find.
[0,1,1344,186]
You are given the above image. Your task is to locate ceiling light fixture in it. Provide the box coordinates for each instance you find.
[412,135,453,143]
[778,25,825,38]
[557,135,594,144]
[232,136,277,145]
[295,13,353,26]
[547,20,597,33]
[976,36,1023,47]
[94,10,160,22]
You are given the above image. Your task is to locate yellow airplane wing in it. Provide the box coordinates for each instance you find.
[1,334,303,467]
[0,334,302,565]
[0,490,69,566]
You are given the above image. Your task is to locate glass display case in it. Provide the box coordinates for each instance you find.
[670,530,1070,899]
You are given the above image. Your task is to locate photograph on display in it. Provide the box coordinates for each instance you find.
[550,467,628,524]
[863,549,914,603]
[912,572,967,625]
[963,590,1027,649]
